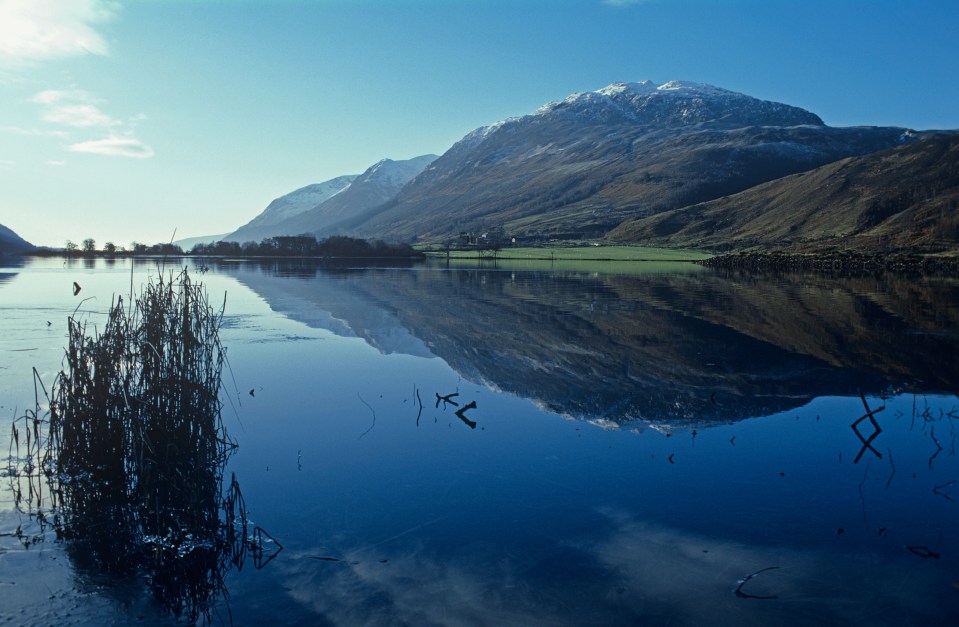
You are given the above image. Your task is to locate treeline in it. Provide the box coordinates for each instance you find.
[32,239,184,257]
[190,235,423,258]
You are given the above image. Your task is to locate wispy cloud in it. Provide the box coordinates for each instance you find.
[0,125,70,138]
[68,136,154,159]
[30,89,79,105]
[30,89,114,127]
[269,510,957,624]
[28,88,155,159]
[0,0,119,67]
[42,103,116,128]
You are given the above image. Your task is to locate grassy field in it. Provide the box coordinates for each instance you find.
[422,244,713,262]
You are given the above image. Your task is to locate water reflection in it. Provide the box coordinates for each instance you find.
[8,404,262,622]
[218,260,959,426]
[851,392,885,463]
[4,258,958,625]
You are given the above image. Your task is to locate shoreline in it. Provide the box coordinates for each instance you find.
[697,251,959,275]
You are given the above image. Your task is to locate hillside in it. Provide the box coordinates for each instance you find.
[0,224,34,255]
[227,175,358,243]
[337,81,912,243]
[607,133,959,254]
[264,154,437,239]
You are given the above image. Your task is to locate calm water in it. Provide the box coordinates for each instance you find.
[1,256,958,626]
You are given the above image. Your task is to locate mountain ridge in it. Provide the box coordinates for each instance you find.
[342,81,914,243]
[607,132,959,253]
[225,155,436,242]
[264,154,437,239]
[211,80,953,254]
[0,224,34,255]
[227,174,358,243]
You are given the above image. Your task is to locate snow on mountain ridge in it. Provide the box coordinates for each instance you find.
[225,174,359,242]
[453,81,824,154]
[254,175,358,225]
[362,154,439,188]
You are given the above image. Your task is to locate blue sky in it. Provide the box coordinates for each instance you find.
[2,0,957,248]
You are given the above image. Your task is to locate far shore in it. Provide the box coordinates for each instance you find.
[12,245,959,275]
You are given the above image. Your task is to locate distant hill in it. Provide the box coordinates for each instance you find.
[174,233,231,251]
[607,133,959,254]
[227,175,358,243]
[338,81,913,243]
[0,224,34,255]
[267,154,437,239]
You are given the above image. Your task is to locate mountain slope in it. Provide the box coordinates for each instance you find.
[607,133,959,253]
[227,175,357,243]
[340,81,912,242]
[0,224,34,255]
[174,233,230,251]
[267,154,437,238]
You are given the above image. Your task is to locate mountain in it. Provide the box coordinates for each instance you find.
[261,154,437,239]
[336,81,913,243]
[227,175,357,243]
[174,233,231,251]
[0,224,34,255]
[607,133,959,253]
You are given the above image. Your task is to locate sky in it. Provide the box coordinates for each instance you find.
[1,0,957,249]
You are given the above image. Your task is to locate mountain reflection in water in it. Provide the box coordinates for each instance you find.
[220,260,959,427]
[3,257,959,625]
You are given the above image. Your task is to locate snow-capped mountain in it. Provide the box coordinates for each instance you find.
[346,80,913,242]
[227,174,357,243]
[535,80,823,127]
[262,154,437,239]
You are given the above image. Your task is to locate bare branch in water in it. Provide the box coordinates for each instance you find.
[358,393,376,439]
[735,566,780,599]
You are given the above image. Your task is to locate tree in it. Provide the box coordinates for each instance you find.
[64,240,78,254]
[103,241,117,254]
[82,238,96,253]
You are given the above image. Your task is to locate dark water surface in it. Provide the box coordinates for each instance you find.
[2,256,958,625]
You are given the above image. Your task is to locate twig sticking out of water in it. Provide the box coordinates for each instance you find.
[929,427,943,470]
[455,401,477,429]
[735,566,780,599]
[251,526,283,569]
[357,393,376,439]
[933,480,957,503]
[852,392,884,463]
[415,387,424,426]
[885,448,896,491]
[906,545,941,559]
[436,392,460,409]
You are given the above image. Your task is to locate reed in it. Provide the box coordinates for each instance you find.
[7,269,277,622]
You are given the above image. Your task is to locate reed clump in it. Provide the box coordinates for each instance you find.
[7,269,276,622]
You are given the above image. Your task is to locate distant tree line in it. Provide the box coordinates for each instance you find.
[50,239,184,257]
[190,235,423,259]
[36,234,420,259]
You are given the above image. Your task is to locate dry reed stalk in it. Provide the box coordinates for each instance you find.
[6,268,277,622]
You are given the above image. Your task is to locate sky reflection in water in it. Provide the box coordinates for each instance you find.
[1,257,957,625]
